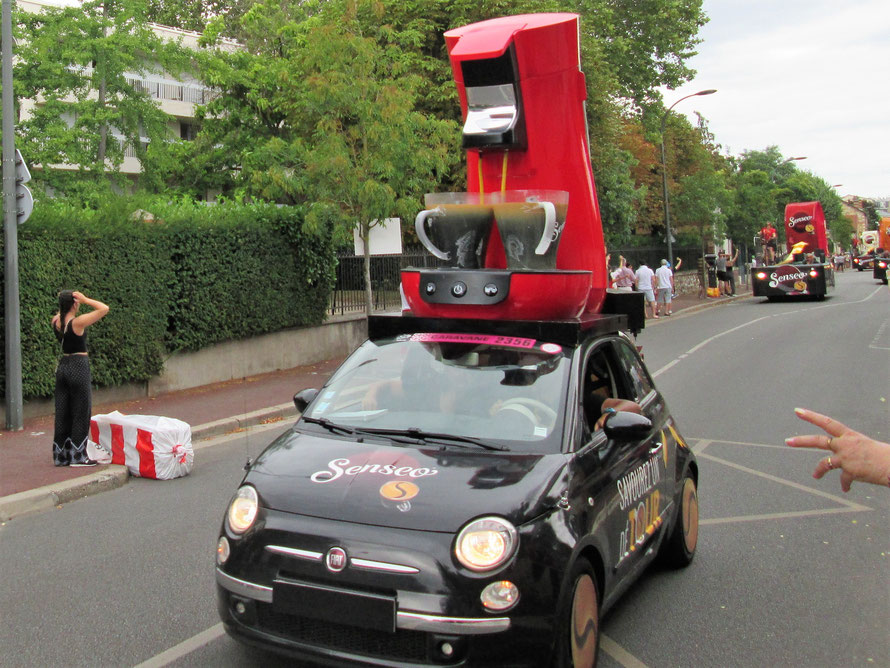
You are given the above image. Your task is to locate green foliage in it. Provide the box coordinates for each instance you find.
[13,0,190,196]
[725,169,775,245]
[0,199,335,399]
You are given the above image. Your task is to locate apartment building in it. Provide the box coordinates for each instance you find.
[18,0,237,180]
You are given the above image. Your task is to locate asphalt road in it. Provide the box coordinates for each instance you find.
[1,270,887,667]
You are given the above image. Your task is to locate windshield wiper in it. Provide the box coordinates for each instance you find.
[354,427,508,451]
[301,417,355,435]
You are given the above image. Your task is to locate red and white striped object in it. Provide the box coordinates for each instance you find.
[89,411,193,480]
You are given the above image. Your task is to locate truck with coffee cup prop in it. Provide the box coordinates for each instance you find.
[751,201,835,300]
[401,13,643,332]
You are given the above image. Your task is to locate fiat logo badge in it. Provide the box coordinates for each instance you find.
[325,547,348,573]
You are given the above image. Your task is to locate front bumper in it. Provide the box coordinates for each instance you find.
[215,510,561,666]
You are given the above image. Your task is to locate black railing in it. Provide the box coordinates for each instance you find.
[330,247,448,315]
[330,245,702,315]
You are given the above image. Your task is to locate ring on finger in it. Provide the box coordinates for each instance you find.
[827,456,834,470]
[827,436,834,450]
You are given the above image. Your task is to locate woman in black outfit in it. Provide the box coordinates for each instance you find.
[51,290,109,466]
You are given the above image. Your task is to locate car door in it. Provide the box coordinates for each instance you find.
[614,339,677,576]
[567,339,655,587]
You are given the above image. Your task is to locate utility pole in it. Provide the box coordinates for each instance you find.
[2,0,23,430]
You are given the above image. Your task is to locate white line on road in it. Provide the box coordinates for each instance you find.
[701,507,868,526]
[133,623,225,668]
[601,634,650,667]
[651,286,883,378]
[696,451,871,511]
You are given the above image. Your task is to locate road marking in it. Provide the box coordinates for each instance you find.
[132,623,225,668]
[701,507,866,526]
[601,634,650,668]
[651,286,884,378]
[696,451,870,511]
[691,439,712,454]
[870,316,890,350]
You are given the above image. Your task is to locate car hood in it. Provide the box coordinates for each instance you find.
[245,429,569,532]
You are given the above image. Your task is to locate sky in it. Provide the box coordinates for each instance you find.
[663,0,889,199]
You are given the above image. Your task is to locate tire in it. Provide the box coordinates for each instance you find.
[659,475,699,568]
[554,558,600,668]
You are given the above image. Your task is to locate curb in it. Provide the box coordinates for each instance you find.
[648,291,751,322]
[0,403,299,523]
[0,466,129,522]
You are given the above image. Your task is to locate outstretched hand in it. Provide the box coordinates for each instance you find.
[785,408,890,492]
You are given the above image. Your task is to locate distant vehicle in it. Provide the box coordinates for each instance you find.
[751,201,835,300]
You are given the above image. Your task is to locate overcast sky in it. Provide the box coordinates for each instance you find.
[663,0,889,199]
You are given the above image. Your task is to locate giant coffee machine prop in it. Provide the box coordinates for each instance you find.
[402,13,640,328]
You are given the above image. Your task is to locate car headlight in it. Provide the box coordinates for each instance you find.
[755,272,767,280]
[454,517,517,572]
[226,485,259,535]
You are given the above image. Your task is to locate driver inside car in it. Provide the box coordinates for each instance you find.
[584,355,641,431]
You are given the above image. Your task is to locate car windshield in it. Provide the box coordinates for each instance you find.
[302,333,572,452]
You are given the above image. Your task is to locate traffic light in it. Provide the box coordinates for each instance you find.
[14,148,31,224]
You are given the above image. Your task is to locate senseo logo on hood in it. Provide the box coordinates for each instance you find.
[310,457,439,484]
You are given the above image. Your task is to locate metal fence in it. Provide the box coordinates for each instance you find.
[330,245,703,315]
[329,247,447,315]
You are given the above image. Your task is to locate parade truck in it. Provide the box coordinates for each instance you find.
[751,201,835,300]
[873,218,890,284]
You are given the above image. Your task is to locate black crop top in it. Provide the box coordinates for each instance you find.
[61,321,88,354]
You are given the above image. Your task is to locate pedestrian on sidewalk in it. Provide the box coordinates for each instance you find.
[612,256,635,292]
[634,260,657,318]
[51,290,109,467]
[725,248,739,295]
[655,259,674,316]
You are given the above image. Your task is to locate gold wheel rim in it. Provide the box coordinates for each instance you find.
[682,477,699,554]
[570,574,598,667]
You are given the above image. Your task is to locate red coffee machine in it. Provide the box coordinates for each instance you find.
[401,13,609,321]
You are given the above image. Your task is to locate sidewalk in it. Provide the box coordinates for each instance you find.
[0,287,749,521]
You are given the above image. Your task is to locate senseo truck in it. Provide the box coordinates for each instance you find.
[751,201,835,300]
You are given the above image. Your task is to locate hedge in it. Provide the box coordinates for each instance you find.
[0,198,336,399]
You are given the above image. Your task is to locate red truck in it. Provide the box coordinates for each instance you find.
[751,201,836,300]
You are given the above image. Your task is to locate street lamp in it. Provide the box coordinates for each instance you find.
[660,89,717,269]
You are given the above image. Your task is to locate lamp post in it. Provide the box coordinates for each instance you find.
[660,89,716,269]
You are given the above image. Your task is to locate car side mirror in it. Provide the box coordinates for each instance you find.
[293,388,319,413]
[603,411,652,441]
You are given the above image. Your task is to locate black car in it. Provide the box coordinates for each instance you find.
[215,314,698,667]
[853,252,874,271]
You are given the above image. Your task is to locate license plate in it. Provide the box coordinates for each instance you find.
[272,579,397,633]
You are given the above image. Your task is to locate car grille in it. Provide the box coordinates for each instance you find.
[256,605,431,663]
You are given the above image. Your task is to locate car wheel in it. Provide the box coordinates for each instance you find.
[659,475,699,568]
[857,267,863,271]
[554,558,600,668]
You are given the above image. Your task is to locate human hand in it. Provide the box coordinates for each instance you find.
[72,291,85,303]
[785,407,890,492]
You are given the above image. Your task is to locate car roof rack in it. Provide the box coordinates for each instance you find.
[368,313,627,347]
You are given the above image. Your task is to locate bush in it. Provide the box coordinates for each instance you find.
[0,197,336,399]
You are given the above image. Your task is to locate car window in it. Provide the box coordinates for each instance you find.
[580,339,647,438]
[614,340,655,402]
[303,335,572,452]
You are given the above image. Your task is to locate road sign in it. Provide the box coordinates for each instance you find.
[14,148,31,224]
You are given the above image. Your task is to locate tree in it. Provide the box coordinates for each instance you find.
[13,0,190,199]
[725,169,775,248]
[193,0,458,313]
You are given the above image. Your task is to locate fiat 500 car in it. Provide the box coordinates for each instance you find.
[215,314,698,667]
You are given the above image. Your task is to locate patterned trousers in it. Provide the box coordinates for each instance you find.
[53,355,92,466]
